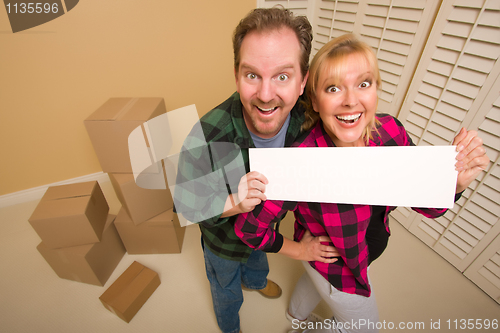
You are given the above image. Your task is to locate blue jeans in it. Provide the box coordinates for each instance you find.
[203,240,269,333]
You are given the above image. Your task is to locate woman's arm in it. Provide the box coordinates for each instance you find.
[235,201,339,263]
[279,232,338,263]
[412,128,489,218]
[234,200,292,250]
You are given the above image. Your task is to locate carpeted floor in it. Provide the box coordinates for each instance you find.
[1,180,498,332]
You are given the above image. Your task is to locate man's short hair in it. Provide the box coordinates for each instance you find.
[233,8,313,79]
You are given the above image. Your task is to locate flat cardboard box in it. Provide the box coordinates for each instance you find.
[109,173,173,225]
[99,261,161,323]
[115,207,185,254]
[36,215,126,286]
[84,98,166,173]
[29,181,109,249]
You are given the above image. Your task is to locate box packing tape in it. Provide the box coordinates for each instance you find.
[115,98,139,119]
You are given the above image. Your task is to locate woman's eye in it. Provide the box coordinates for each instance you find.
[359,80,371,88]
[277,74,288,81]
[326,86,340,93]
[247,73,257,80]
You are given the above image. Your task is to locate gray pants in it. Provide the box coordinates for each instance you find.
[289,261,380,333]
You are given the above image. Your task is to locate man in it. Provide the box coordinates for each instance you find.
[174,8,335,333]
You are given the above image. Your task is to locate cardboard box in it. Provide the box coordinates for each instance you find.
[99,261,161,323]
[84,98,166,173]
[115,207,185,254]
[29,181,109,249]
[109,173,173,225]
[36,215,126,286]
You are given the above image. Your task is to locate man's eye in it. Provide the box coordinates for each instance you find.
[277,74,288,81]
[326,86,340,93]
[247,73,257,79]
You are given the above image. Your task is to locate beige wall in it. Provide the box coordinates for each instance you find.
[0,0,256,196]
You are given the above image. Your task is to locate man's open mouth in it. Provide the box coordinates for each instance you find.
[256,106,278,114]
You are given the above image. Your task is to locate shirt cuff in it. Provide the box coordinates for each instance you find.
[455,190,464,202]
[263,232,284,253]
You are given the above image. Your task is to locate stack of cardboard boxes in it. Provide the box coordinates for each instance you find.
[29,97,188,322]
[84,97,185,254]
[29,181,125,286]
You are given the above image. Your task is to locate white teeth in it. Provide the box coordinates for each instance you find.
[258,106,276,112]
[336,113,361,121]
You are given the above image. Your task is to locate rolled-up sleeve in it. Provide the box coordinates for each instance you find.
[235,200,296,252]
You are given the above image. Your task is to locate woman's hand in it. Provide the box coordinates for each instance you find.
[235,171,268,213]
[221,171,268,217]
[453,127,490,193]
[299,230,339,263]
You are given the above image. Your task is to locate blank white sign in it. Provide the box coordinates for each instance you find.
[249,146,458,208]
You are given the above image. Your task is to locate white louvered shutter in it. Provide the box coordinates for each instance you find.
[257,0,315,23]
[464,231,500,304]
[431,93,500,269]
[393,0,500,302]
[312,0,359,49]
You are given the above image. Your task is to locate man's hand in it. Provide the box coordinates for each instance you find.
[453,128,490,193]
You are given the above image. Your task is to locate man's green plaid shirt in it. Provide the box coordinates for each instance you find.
[174,92,305,262]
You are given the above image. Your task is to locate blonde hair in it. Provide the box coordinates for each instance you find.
[302,34,381,144]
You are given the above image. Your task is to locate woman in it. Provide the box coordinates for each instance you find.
[234,34,489,333]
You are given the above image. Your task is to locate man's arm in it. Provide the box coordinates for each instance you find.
[174,129,236,226]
